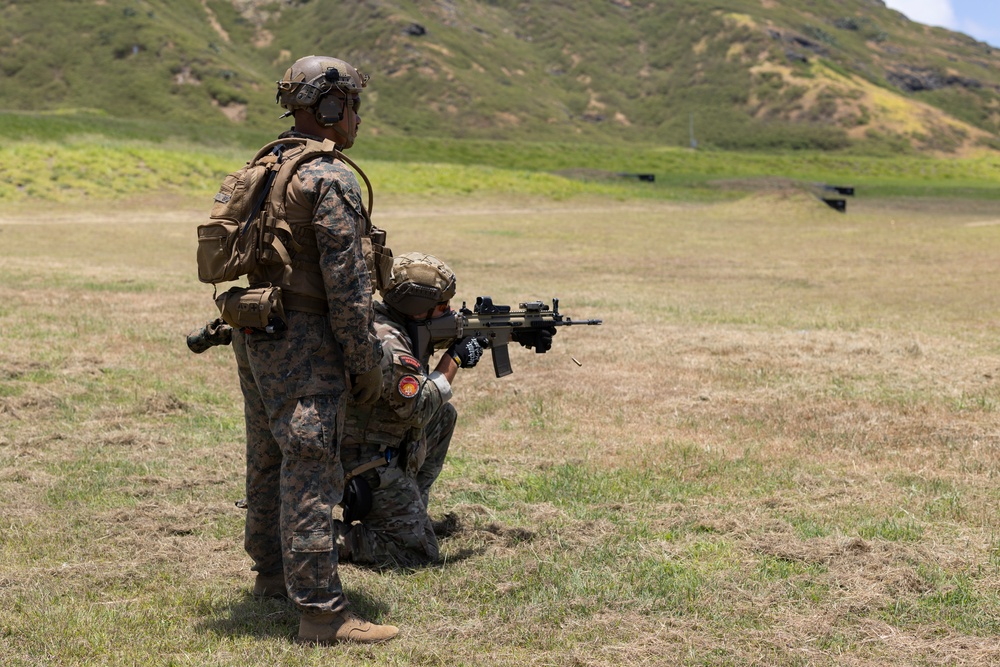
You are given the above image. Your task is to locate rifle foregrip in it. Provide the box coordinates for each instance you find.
[492,344,513,378]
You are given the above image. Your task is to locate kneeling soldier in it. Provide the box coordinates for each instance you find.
[336,252,486,566]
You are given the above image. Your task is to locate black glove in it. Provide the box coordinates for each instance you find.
[447,336,490,368]
[511,326,556,353]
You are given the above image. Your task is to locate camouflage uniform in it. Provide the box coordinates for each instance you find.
[338,302,456,567]
[232,138,381,615]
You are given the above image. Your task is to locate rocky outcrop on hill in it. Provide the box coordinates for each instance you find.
[887,66,984,93]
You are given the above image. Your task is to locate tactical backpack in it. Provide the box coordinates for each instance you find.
[197,137,390,328]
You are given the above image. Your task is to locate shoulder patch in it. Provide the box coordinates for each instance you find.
[397,375,420,399]
[399,354,422,371]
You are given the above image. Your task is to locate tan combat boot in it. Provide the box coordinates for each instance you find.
[251,573,287,599]
[296,609,399,644]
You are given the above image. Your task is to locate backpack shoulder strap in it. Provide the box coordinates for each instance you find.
[255,138,338,274]
[250,137,307,165]
[260,139,378,279]
[268,139,375,225]
[267,138,339,223]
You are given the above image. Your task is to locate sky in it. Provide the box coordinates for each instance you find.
[883,0,1000,47]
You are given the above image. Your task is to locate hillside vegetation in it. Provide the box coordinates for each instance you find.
[1,0,999,153]
[2,127,999,205]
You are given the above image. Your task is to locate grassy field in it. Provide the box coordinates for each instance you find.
[2,183,1000,665]
[2,127,1000,205]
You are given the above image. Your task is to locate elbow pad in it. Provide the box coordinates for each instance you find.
[427,370,453,403]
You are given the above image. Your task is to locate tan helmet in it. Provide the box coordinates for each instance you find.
[381,252,457,317]
[275,55,369,126]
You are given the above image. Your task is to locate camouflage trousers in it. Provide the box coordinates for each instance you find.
[339,402,456,568]
[233,322,348,615]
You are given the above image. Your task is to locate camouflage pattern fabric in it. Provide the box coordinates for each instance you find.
[247,148,380,375]
[231,138,380,615]
[342,303,448,447]
[338,306,456,567]
[339,403,455,567]
[416,401,454,508]
[186,317,232,354]
[235,312,351,612]
[287,155,380,372]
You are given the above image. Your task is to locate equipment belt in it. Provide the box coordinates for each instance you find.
[282,292,328,315]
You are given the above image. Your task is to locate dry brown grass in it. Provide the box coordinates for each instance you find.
[2,191,1000,665]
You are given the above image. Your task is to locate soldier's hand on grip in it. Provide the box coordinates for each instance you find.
[512,326,556,353]
[351,364,384,404]
[447,335,490,368]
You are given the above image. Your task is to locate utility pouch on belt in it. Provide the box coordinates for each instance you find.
[215,285,286,330]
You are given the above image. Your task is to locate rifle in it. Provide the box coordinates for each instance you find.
[187,298,603,378]
[412,297,602,378]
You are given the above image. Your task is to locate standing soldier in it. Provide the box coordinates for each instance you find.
[336,253,488,567]
[230,55,397,644]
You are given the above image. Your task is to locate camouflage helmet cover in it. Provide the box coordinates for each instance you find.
[275,55,369,113]
[381,252,457,317]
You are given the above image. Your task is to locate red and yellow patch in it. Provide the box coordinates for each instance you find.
[397,375,420,398]
[399,354,422,371]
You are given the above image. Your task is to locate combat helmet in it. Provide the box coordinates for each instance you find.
[381,252,457,318]
[276,55,369,126]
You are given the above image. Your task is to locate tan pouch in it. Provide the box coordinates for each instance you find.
[362,226,393,293]
[215,285,286,330]
[196,161,276,284]
[374,244,393,293]
[197,218,257,284]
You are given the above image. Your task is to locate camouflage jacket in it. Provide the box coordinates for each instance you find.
[247,131,380,376]
[342,302,452,449]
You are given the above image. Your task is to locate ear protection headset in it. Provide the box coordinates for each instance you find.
[315,69,351,125]
[276,56,369,128]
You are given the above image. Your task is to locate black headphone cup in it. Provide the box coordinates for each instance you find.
[315,94,345,125]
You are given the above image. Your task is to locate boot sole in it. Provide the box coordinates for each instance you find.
[294,633,397,645]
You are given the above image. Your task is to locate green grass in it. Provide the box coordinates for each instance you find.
[4,156,1000,664]
[1,126,999,204]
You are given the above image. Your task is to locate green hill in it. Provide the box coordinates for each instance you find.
[1,0,999,153]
